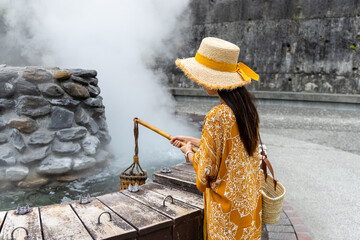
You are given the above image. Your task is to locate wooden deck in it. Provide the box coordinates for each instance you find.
[0,162,295,239]
[0,162,203,240]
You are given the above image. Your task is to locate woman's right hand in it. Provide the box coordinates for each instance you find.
[170,136,200,148]
[170,136,188,148]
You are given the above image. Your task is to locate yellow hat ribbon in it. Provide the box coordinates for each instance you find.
[195,51,259,81]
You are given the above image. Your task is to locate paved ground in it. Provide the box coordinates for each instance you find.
[175,100,360,240]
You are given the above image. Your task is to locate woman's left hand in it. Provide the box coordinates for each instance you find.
[180,142,194,154]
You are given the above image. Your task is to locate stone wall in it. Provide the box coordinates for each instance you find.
[0,66,111,188]
[158,0,360,94]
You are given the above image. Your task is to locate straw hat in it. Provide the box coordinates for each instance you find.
[175,37,259,90]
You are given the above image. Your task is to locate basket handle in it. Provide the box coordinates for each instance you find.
[259,135,278,191]
[121,119,145,176]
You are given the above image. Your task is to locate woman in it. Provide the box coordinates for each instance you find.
[170,37,262,239]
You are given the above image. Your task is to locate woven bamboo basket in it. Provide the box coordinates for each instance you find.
[261,170,286,224]
[119,118,147,191]
[119,156,147,191]
[119,171,147,190]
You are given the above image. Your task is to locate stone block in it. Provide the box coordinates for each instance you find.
[83,97,103,108]
[8,118,39,134]
[16,95,51,117]
[88,77,98,86]
[52,139,81,154]
[20,146,51,164]
[75,107,90,125]
[296,233,313,240]
[0,133,8,144]
[5,165,29,181]
[18,176,49,188]
[0,118,6,130]
[16,80,40,96]
[0,70,18,81]
[37,156,72,175]
[0,99,14,109]
[87,84,101,97]
[90,107,105,118]
[49,107,74,129]
[54,70,72,80]
[61,82,90,99]
[96,116,108,130]
[0,82,15,98]
[70,69,97,78]
[82,136,100,155]
[97,131,111,145]
[266,225,294,233]
[49,99,80,108]
[38,83,65,97]
[87,118,99,134]
[55,126,87,141]
[71,76,89,86]
[28,131,55,145]
[268,232,297,240]
[0,147,15,165]
[73,155,96,171]
[23,68,53,83]
[11,129,26,152]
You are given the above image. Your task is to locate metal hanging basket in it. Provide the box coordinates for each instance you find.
[119,118,147,191]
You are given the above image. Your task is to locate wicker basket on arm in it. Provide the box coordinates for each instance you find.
[259,137,286,224]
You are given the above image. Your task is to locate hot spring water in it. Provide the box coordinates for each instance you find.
[0,148,189,211]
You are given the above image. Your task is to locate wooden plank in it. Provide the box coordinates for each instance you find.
[171,162,196,174]
[40,203,92,240]
[122,186,203,240]
[0,211,6,228]
[153,168,200,195]
[122,187,200,224]
[158,167,197,182]
[0,208,42,240]
[71,198,137,240]
[143,182,204,210]
[97,192,172,237]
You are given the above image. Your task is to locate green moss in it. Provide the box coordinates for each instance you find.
[293,15,301,21]
[297,5,302,9]
[350,44,356,51]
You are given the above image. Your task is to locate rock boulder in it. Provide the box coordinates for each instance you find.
[37,156,72,175]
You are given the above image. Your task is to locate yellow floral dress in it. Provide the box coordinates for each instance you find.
[193,104,262,240]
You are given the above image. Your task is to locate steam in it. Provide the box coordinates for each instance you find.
[0,0,196,167]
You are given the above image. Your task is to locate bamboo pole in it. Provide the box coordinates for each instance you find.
[134,117,198,153]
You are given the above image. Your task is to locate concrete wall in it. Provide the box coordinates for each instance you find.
[160,0,360,95]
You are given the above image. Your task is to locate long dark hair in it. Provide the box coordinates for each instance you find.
[218,86,259,156]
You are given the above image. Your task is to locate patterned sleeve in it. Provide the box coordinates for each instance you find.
[192,106,223,193]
